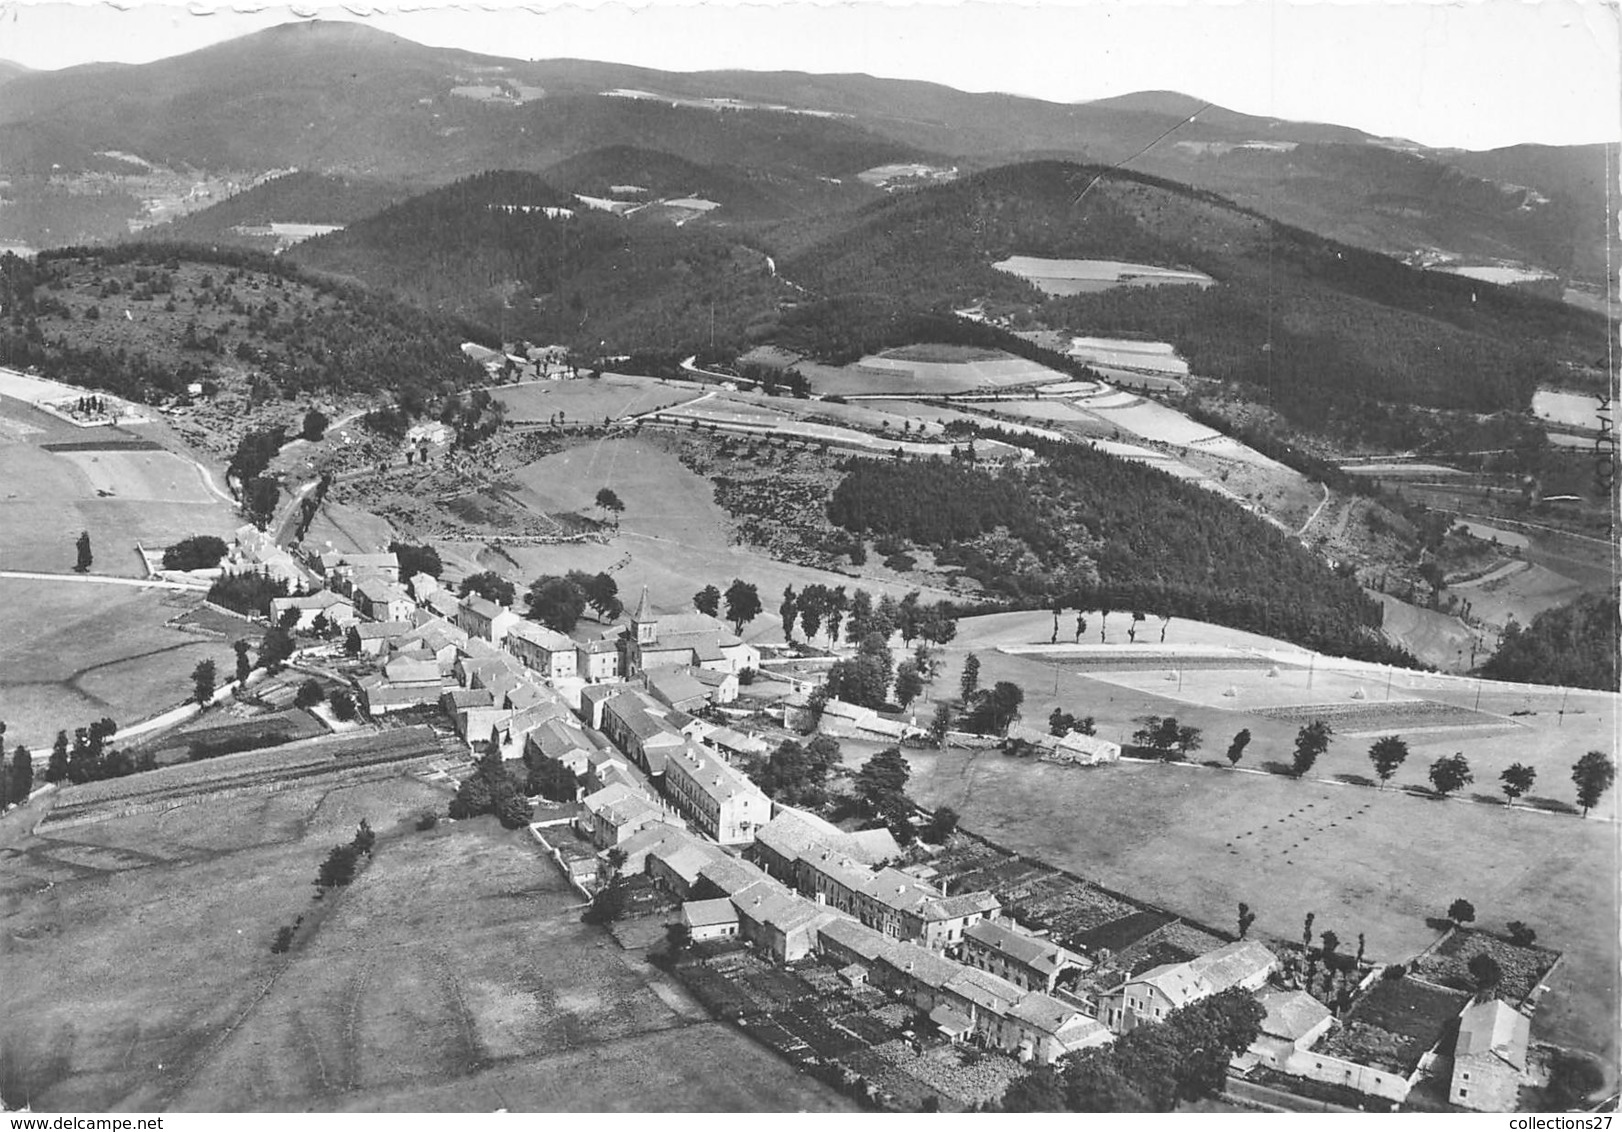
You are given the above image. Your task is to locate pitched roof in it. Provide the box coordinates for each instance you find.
[1455,999,1530,1071]
[681,898,740,929]
[1010,991,1088,1035]
[1186,941,1277,992]
[698,855,773,896]
[646,668,710,707]
[920,890,1002,922]
[1134,962,1212,1009]
[964,919,1080,976]
[818,916,891,963]
[460,594,511,622]
[946,967,1024,1013]
[1255,988,1332,1042]
[506,619,575,652]
[355,620,412,639]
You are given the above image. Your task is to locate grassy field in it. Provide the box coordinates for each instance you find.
[0,580,238,748]
[494,374,702,424]
[0,774,854,1113]
[0,396,238,578]
[902,749,1617,1067]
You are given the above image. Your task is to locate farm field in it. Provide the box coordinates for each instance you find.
[796,346,1069,397]
[1449,560,1587,634]
[1531,389,1608,430]
[494,374,703,424]
[0,778,853,1112]
[1066,336,1193,375]
[992,256,1214,296]
[0,396,237,577]
[1371,593,1477,672]
[0,579,237,748]
[901,748,1618,1068]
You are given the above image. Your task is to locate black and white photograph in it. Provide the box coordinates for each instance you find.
[0,0,1616,1117]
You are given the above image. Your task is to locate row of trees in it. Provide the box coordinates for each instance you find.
[0,723,34,812]
[778,585,958,650]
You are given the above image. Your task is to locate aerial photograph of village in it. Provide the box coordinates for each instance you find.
[0,0,1616,1118]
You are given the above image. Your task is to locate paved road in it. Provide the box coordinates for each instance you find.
[0,569,207,591]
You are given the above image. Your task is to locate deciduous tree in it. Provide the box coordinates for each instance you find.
[1226,728,1251,768]
[1368,735,1409,788]
[693,584,721,617]
[460,570,516,606]
[192,659,217,705]
[723,578,762,635]
[74,530,93,573]
[1571,750,1616,817]
[1292,720,1333,778]
[1500,762,1536,807]
[1428,752,1473,798]
[959,653,981,702]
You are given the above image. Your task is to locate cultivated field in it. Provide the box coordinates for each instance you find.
[0,580,237,748]
[992,257,1215,296]
[494,374,703,424]
[797,346,1069,397]
[0,777,854,1112]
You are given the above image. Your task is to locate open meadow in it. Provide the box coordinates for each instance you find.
[900,611,1619,1069]
[0,580,240,748]
[494,374,704,425]
[0,394,237,577]
[0,774,854,1113]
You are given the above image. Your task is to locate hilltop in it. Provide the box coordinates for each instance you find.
[0,21,1609,287]
[288,170,788,353]
[0,242,487,454]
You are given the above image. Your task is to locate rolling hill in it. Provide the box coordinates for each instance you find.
[0,20,1609,287]
[773,161,1611,431]
[287,170,788,353]
[136,171,414,253]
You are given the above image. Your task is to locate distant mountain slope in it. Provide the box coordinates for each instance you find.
[0,21,1607,283]
[777,161,1609,427]
[288,170,786,352]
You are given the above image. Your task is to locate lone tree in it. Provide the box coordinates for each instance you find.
[329,689,357,721]
[460,570,516,606]
[1428,752,1473,798]
[1368,735,1409,788]
[693,584,721,617]
[959,653,981,702]
[233,639,253,684]
[1447,898,1476,928]
[191,659,217,706]
[723,578,762,635]
[778,586,797,643]
[74,530,93,573]
[9,744,33,805]
[1226,728,1252,768]
[526,574,587,632]
[595,487,624,517]
[1571,750,1616,817]
[1468,953,1503,996]
[1500,762,1537,807]
[1292,721,1333,778]
[1237,902,1256,939]
[301,408,329,441]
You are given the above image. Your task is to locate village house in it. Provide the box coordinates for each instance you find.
[408,572,440,601]
[959,918,1092,993]
[332,551,401,586]
[424,589,462,621]
[599,689,688,775]
[1102,940,1278,1033]
[504,620,579,682]
[702,724,769,762]
[456,595,521,645]
[661,742,772,845]
[578,783,669,849]
[269,590,356,631]
[575,636,622,682]
[734,887,844,963]
[354,579,415,623]
[357,674,444,716]
[1004,722,1122,765]
[644,668,713,714]
[352,620,412,657]
[681,898,741,943]
[398,619,468,675]
[643,829,729,897]
[1450,998,1532,1112]
[749,807,900,883]
[791,846,999,946]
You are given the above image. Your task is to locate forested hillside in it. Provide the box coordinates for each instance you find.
[777,162,1610,431]
[825,435,1409,664]
[139,172,413,252]
[0,243,485,410]
[1480,593,1619,691]
[290,171,788,352]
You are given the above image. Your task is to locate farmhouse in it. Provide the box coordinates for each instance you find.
[333,551,400,585]
[352,620,412,656]
[579,782,670,848]
[1004,723,1121,765]
[681,898,742,942]
[1102,940,1278,1033]
[1450,999,1531,1112]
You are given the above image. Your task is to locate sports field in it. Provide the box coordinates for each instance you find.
[494,374,703,424]
[797,346,1069,397]
[0,776,855,1112]
[0,580,239,748]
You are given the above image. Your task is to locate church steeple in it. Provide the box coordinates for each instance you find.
[632,586,658,645]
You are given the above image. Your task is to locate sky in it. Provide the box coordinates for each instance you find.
[1,0,1618,150]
